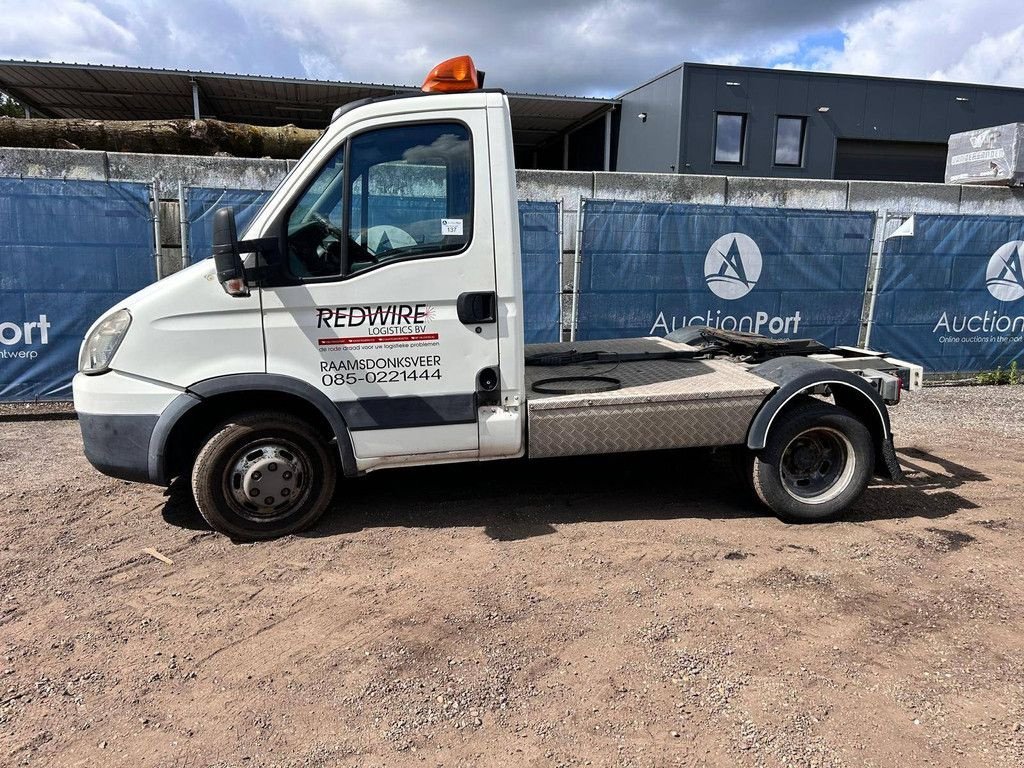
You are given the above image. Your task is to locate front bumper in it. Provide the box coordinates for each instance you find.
[73,371,181,484]
[78,411,159,482]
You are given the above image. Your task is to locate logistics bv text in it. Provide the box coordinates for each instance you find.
[315,303,438,346]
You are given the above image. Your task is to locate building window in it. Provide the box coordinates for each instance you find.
[774,116,806,166]
[714,113,746,164]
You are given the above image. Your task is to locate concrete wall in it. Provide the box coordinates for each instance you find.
[0,146,293,188]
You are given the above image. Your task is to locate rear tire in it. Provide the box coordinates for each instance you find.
[729,446,756,498]
[751,400,873,523]
[191,410,337,540]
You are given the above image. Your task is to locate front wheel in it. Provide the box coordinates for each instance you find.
[191,410,337,540]
[751,400,874,523]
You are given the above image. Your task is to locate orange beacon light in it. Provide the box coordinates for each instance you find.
[421,55,482,93]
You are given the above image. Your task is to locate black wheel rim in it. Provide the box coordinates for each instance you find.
[779,427,855,504]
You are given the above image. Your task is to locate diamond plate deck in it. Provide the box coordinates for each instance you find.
[525,337,775,458]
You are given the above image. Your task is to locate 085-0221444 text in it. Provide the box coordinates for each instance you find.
[319,354,442,387]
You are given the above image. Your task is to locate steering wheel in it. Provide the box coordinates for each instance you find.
[308,210,380,267]
[309,210,345,239]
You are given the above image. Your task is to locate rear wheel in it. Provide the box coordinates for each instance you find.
[751,400,873,523]
[191,410,337,540]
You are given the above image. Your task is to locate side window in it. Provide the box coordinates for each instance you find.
[345,122,472,274]
[285,148,346,279]
[283,121,472,281]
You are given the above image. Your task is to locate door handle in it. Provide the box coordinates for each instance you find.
[457,291,497,324]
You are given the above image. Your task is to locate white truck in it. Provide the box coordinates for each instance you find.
[73,56,922,540]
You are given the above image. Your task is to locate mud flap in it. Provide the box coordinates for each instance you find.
[877,436,905,483]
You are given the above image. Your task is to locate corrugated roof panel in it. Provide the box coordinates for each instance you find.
[0,60,617,146]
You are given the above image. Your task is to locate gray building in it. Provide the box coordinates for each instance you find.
[616,63,1024,182]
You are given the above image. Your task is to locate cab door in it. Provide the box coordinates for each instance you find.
[259,109,499,464]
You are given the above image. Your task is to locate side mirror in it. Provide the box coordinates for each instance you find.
[212,207,250,297]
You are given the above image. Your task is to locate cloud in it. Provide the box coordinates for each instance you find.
[0,0,136,64]
[931,23,1024,86]
[797,0,1024,87]
[0,0,1022,97]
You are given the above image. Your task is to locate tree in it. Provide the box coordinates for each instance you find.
[0,93,26,118]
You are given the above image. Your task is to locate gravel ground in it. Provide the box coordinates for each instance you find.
[891,383,1024,440]
[0,401,75,417]
[1,385,1022,768]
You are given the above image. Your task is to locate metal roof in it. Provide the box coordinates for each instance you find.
[0,60,617,151]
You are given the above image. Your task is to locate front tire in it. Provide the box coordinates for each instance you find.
[751,400,874,523]
[191,410,337,540]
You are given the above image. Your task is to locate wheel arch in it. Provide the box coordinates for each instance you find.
[149,374,357,484]
[746,356,902,481]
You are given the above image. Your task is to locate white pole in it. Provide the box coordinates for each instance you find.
[556,197,565,339]
[862,209,889,349]
[178,181,189,272]
[151,180,163,281]
[569,196,585,342]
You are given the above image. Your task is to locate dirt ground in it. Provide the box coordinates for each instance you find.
[1,387,1023,768]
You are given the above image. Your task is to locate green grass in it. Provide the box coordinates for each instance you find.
[976,361,1021,385]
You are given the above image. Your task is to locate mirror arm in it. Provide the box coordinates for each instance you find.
[238,237,280,254]
[239,237,281,285]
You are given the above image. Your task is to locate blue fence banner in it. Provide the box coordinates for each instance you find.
[519,200,560,343]
[0,178,154,401]
[575,199,874,346]
[186,187,272,264]
[872,214,1024,373]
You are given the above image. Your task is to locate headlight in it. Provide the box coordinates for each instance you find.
[79,309,131,375]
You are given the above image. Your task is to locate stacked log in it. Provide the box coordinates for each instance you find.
[0,117,322,159]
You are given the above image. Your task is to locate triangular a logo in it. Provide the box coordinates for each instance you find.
[714,238,753,287]
[704,233,763,300]
[986,241,1024,302]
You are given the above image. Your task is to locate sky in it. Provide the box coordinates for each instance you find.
[0,0,1023,97]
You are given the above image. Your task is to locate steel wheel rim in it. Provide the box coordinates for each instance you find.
[779,427,856,505]
[223,438,311,523]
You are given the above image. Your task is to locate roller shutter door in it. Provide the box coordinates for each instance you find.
[834,139,947,182]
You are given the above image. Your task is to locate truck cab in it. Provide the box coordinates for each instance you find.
[73,56,921,540]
